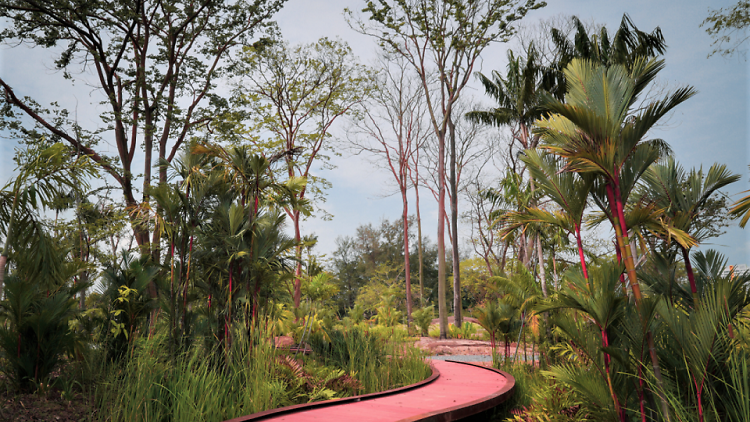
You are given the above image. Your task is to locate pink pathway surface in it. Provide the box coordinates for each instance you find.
[234,360,513,422]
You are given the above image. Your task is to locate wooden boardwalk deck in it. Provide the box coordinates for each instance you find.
[226,360,515,422]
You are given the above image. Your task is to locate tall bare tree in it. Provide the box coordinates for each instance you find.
[347,0,544,337]
[347,54,429,323]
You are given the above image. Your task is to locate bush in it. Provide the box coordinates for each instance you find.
[411,306,434,336]
[0,276,86,391]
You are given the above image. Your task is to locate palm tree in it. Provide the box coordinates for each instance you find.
[502,150,594,285]
[641,157,740,306]
[535,57,695,307]
[0,143,95,296]
[538,262,629,422]
[551,14,667,83]
[656,250,750,422]
[467,46,551,300]
[534,57,696,420]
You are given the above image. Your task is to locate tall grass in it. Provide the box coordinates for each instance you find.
[97,326,286,422]
[98,322,431,421]
[309,325,430,393]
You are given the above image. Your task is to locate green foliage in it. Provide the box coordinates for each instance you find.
[98,328,287,422]
[474,299,520,355]
[730,165,750,227]
[448,322,479,339]
[0,275,86,391]
[412,306,434,336]
[702,1,750,57]
[460,257,501,306]
[372,293,403,327]
[308,324,430,394]
[98,252,158,361]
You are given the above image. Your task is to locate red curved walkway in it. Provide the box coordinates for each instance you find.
[227,360,514,422]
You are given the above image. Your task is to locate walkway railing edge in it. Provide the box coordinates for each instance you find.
[224,361,440,422]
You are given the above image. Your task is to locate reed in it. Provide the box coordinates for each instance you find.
[97,325,285,422]
[309,325,430,393]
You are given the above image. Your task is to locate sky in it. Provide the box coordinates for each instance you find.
[1,0,749,267]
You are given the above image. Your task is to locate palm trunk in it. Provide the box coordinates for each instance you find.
[293,210,303,308]
[606,183,629,293]
[574,224,590,288]
[602,328,626,422]
[0,190,21,299]
[536,235,547,298]
[681,246,699,306]
[182,235,194,332]
[611,177,671,421]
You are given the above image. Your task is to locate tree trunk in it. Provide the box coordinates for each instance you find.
[402,186,412,325]
[536,235,547,298]
[575,225,590,287]
[0,254,6,300]
[293,209,303,308]
[0,190,20,300]
[416,182,425,307]
[437,129,448,339]
[449,117,461,328]
[681,246,699,306]
[611,178,671,421]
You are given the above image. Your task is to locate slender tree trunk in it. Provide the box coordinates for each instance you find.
[449,118,461,328]
[416,185,425,307]
[536,235,547,298]
[0,190,20,299]
[409,149,425,307]
[0,254,6,300]
[602,329,626,422]
[293,210,303,308]
[611,177,671,421]
[574,225,590,287]
[551,247,559,290]
[401,185,412,325]
[681,246,699,306]
[438,130,448,339]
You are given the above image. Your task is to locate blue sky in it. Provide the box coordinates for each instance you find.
[1,0,748,266]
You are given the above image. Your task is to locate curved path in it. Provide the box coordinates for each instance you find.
[226,360,514,422]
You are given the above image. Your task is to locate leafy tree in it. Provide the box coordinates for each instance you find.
[551,14,667,77]
[501,150,594,285]
[347,0,546,336]
[224,37,372,308]
[0,0,286,262]
[468,47,554,299]
[0,275,87,391]
[702,1,750,58]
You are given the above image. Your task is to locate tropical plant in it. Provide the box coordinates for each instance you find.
[98,251,159,360]
[0,274,88,391]
[730,164,750,227]
[0,142,95,296]
[640,157,740,305]
[411,306,434,337]
[474,299,520,358]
